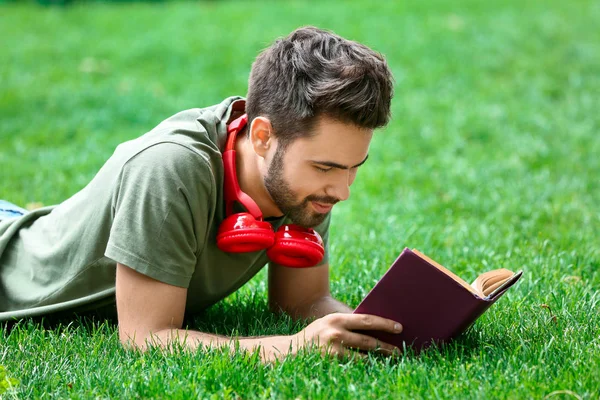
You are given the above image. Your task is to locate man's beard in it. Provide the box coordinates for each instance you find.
[264,146,337,228]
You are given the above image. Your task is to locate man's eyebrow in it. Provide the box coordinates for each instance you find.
[311,154,369,170]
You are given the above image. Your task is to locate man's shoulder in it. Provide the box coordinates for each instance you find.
[122,141,218,191]
[158,96,245,134]
[145,96,245,155]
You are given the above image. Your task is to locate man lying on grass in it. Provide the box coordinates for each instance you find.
[0,26,402,361]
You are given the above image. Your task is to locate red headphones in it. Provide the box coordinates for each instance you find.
[216,114,325,268]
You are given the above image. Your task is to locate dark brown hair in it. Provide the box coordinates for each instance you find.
[246,26,394,148]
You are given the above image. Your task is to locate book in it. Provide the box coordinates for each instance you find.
[353,248,523,351]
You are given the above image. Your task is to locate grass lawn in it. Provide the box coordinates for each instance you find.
[1,0,599,398]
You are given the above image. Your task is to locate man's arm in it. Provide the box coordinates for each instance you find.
[116,263,294,353]
[268,262,353,321]
[116,263,401,362]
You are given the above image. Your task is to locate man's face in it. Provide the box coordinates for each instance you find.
[264,116,373,228]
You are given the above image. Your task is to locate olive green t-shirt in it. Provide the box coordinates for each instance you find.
[0,96,330,322]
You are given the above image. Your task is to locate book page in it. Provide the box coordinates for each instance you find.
[411,249,480,296]
[411,249,515,298]
[471,269,515,297]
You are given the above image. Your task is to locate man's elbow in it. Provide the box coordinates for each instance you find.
[268,298,287,315]
[268,299,301,320]
[268,298,318,322]
[119,326,169,351]
[118,327,148,350]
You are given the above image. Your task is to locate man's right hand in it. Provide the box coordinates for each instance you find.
[290,313,402,359]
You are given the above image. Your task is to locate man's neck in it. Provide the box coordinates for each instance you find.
[235,133,284,219]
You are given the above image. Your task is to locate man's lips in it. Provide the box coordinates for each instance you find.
[311,201,334,213]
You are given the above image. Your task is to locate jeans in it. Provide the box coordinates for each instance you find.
[0,200,29,221]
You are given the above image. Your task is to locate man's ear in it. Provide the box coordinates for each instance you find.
[249,116,275,158]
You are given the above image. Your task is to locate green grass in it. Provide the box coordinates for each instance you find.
[1,0,599,398]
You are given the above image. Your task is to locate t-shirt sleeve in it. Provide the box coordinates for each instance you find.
[105,142,214,288]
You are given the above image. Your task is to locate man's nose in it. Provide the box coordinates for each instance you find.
[329,173,351,202]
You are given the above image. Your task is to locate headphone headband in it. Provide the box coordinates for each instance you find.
[223,114,263,219]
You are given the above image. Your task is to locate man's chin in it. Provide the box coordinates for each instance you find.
[289,211,329,229]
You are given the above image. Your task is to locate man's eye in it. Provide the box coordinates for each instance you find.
[315,166,332,173]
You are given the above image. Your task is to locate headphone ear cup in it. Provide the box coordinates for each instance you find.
[217,213,275,253]
[267,225,325,268]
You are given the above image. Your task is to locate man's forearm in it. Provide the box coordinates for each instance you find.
[145,328,299,361]
[292,295,353,321]
[132,297,353,360]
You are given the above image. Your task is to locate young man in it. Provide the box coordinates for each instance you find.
[0,26,402,361]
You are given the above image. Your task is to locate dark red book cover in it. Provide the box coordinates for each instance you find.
[353,248,523,350]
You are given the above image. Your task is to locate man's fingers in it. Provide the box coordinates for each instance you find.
[342,349,368,360]
[324,344,368,360]
[337,313,402,334]
[338,331,399,353]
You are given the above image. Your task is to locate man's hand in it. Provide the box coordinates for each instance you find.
[238,312,402,363]
[116,263,402,363]
[290,313,402,359]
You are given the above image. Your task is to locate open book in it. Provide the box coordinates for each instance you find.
[353,248,523,350]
